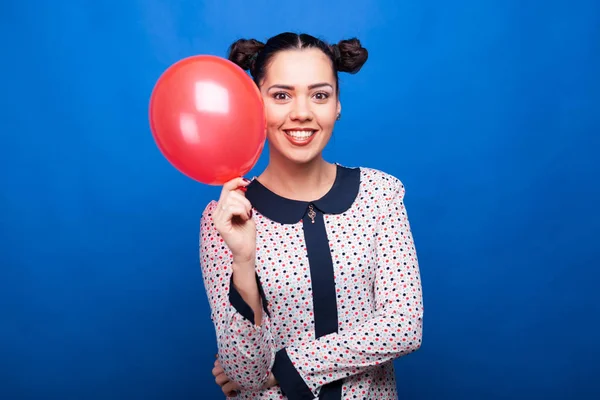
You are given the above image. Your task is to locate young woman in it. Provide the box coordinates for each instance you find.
[200,32,423,399]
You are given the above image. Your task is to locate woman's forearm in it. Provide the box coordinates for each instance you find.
[232,259,263,325]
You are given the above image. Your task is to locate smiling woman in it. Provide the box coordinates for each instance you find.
[229,34,366,170]
[261,48,340,165]
[199,32,423,400]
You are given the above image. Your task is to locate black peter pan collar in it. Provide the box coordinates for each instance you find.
[245,164,361,224]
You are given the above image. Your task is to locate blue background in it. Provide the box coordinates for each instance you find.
[1,0,599,399]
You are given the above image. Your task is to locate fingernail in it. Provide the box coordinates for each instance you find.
[238,186,247,192]
[242,177,250,183]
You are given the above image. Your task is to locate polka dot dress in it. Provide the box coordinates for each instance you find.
[199,165,423,400]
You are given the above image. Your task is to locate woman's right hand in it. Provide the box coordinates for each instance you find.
[213,177,256,265]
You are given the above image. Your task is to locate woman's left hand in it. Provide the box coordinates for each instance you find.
[213,358,240,398]
[212,357,278,397]
[262,372,278,389]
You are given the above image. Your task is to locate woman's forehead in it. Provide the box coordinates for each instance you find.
[263,49,335,87]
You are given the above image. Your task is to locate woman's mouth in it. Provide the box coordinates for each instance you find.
[283,129,318,146]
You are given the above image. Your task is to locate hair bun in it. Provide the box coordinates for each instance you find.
[227,38,265,71]
[334,38,368,74]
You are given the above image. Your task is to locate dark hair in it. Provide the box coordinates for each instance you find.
[227,32,368,93]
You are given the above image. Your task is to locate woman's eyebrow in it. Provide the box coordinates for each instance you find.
[267,84,294,91]
[266,83,334,91]
[308,83,333,90]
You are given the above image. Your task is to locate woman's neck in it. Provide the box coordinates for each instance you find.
[257,153,337,202]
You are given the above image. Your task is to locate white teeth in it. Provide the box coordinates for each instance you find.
[286,130,315,139]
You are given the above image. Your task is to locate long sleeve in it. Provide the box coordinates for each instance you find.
[199,200,274,390]
[271,180,424,399]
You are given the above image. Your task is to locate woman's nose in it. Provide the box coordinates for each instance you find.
[289,99,313,121]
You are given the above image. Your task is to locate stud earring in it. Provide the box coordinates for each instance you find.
[336,113,341,121]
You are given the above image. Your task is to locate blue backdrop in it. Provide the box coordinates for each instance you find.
[1,0,599,399]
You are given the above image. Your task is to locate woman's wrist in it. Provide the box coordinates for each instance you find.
[231,261,258,294]
[232,249,255,267]
[232,255,255,272]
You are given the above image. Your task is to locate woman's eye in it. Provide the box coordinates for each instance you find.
[273,92,290,100]
[314,92,330,100]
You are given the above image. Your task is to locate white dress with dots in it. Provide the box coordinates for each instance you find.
[199,165,424,400]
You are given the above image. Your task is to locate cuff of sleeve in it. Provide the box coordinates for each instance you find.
[229,273,270,323]
[272,348,315,400]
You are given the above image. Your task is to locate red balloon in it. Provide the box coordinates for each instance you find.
[149,55,266,185]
